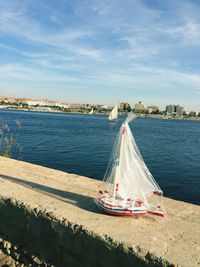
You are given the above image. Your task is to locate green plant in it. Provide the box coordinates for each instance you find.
[0,121,23,159]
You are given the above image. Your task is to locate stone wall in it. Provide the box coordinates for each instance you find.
[0,157,199,267]
[0,197,161,267]
[0,235,52,267]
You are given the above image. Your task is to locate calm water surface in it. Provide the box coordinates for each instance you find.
[0,109,199,205]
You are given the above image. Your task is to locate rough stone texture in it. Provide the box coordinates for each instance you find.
[0,236,54,266]
[0,156,199,267]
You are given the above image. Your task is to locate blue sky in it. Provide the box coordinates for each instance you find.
[0,0,200,110]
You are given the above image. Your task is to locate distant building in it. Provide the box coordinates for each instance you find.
[189,111,198,117]
[100,105,109,110]
[1,97,16,103]
[54,102,69,109]
[175,105,184,116]
[147,106,159,114]
[166,105,184,115]
[25,99,69,108]
[134,101,146,113]
[119,102,131,111]
[25,99,49,106]
[166,105,175,114]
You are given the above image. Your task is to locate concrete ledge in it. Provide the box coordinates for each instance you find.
[0,156,199,267]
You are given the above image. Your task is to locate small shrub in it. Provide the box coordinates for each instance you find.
[0,121,23,159]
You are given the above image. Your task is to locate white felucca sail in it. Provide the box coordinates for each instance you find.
[89,108,94,114]
[108,104,118,122]
[95,112,165,218]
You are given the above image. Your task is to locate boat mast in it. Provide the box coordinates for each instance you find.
[112,123,125,202]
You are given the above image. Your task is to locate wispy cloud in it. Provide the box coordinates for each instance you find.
[0,6,103,61]
[162,20,200,46]
[129,65,200,87]
[0,63,77,82]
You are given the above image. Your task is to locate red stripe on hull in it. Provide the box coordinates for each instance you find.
[98,204,147,217]
[98,198,117,208]
[147,211,164,217]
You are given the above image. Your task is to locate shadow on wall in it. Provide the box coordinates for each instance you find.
[0,174,100,214]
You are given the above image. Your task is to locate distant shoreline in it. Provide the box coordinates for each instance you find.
[0,107,200,121]
[142,114,200,121]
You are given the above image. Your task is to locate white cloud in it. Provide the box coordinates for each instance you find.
[130,65,200,87]
[0,63,77,82]
[0,7,103,61]
[163,20,200,46]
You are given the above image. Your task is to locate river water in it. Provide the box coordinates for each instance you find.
[0,109,199,205]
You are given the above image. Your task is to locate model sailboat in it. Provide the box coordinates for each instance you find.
[95,112,165,218]
[108,104,118,122]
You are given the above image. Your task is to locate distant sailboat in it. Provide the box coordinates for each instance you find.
[108,104,118,122]
[89,108,94,114]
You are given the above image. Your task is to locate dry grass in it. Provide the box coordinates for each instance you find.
[0,121,23,159]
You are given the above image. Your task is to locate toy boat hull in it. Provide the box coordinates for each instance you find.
[95,196,165,217]
[95,197,147,216]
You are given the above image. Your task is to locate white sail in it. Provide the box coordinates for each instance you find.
[108,104,118,121]
[89,108,93,114]
[115,121,161,200]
